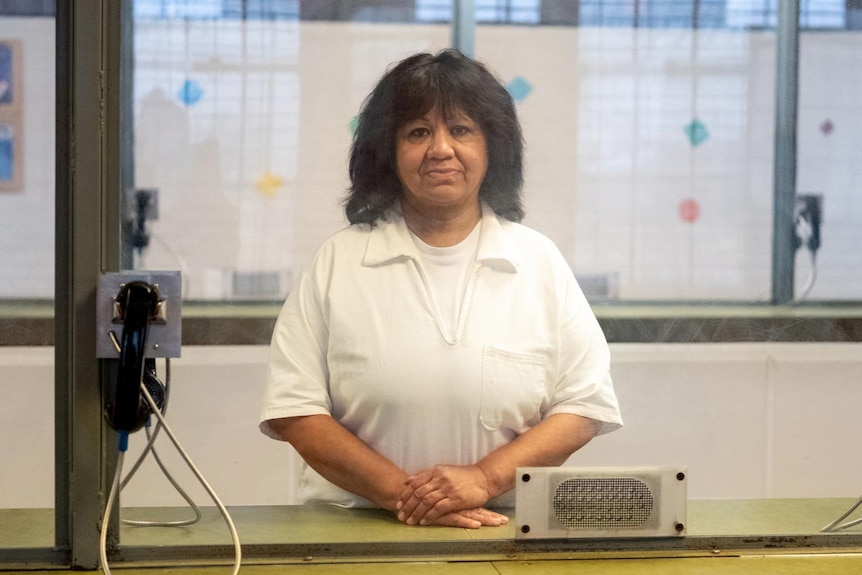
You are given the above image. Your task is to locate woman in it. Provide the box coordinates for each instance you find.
[259,49,622,529]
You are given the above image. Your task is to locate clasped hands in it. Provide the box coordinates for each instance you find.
[394,464,509,529]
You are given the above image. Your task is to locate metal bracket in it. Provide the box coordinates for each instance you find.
[96,271,182,358]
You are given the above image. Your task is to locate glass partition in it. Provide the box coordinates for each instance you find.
[474,0,862,545]
[0,3,56,554]
[477,0,859,303]
[122,1,862,306]
[128,0,451,303]
[107,1,862,559]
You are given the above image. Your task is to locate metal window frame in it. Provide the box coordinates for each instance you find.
[53,0,128,569]
[771,0,800,304]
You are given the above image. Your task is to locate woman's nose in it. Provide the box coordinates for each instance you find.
[427,131,454,158]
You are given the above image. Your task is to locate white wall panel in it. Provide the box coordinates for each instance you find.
[4,343,862,508]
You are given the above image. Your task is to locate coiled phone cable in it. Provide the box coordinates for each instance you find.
[119,359,202,527]
[100,369,242,575]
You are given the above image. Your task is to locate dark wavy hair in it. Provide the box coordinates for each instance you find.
[343,49,525,225]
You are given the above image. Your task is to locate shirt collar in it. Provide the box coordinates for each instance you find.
[363,202,520,273]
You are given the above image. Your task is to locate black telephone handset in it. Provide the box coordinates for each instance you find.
[106,281,165,433]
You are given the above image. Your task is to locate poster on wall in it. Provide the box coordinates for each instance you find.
[0,39,22,191]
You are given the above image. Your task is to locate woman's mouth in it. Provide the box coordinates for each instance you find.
[425,168,459,178]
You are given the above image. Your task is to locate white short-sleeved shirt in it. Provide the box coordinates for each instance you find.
[259,203,622,507]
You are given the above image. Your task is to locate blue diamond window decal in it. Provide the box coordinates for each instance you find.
[179,79,203,106]
[506,76,532,103]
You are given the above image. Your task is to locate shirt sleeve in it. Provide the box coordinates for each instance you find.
[259,251,333,440]
[544,259,623,436]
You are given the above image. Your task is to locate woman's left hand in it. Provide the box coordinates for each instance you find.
[396,464,492,526]
[425,507,509,529]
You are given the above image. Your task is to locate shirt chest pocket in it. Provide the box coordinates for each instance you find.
[480,346,548,433]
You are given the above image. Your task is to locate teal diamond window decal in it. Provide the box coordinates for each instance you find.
[684,119,709,147]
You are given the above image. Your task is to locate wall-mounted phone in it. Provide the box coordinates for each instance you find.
[95,272,240,574]
[793,193,822,254]
[97,271,182,433]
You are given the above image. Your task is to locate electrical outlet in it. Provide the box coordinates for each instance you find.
[96,271,182,358]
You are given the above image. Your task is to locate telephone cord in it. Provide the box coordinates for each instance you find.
[821,495,862,532]
[792,250,818,304]
[120,422,203,527]
[140,382,242,573]
[99,388,242,575]
[120,358,172,485]
[120,359,203,527]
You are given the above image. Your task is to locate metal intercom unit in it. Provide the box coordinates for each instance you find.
[515,466,688,539]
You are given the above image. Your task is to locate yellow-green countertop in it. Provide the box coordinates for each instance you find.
[3,499,862,573]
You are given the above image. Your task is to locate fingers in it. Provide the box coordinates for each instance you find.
[397,473,463,525]
[430,511,482,529]
[396,465,492,525]
[411,508,509,529]
[395,471,433,510]
[397,485,452,525]
[394,469,505,528]
[396,471,445,525]
[458,507,509,527]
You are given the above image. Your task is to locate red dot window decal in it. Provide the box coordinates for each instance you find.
[679,199,700,223]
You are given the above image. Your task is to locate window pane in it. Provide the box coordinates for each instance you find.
[0,31,53,299]
[473,0,862,540]
[129,1,451,302]
[796,25,862,298]
[109,0,862,556]
[476,0,862,302]
[0,10,55,549]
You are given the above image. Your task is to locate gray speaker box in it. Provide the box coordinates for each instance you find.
[515,466,688,539]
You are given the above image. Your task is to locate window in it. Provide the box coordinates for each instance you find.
[0,0,55,555]
[1,2,861,311]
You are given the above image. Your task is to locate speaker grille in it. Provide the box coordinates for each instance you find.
[553,477,654,529]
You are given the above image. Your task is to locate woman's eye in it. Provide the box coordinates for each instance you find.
[452,122,481,138]
[408,127,430,138]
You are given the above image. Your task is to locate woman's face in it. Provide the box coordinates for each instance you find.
[395,107,488,216]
